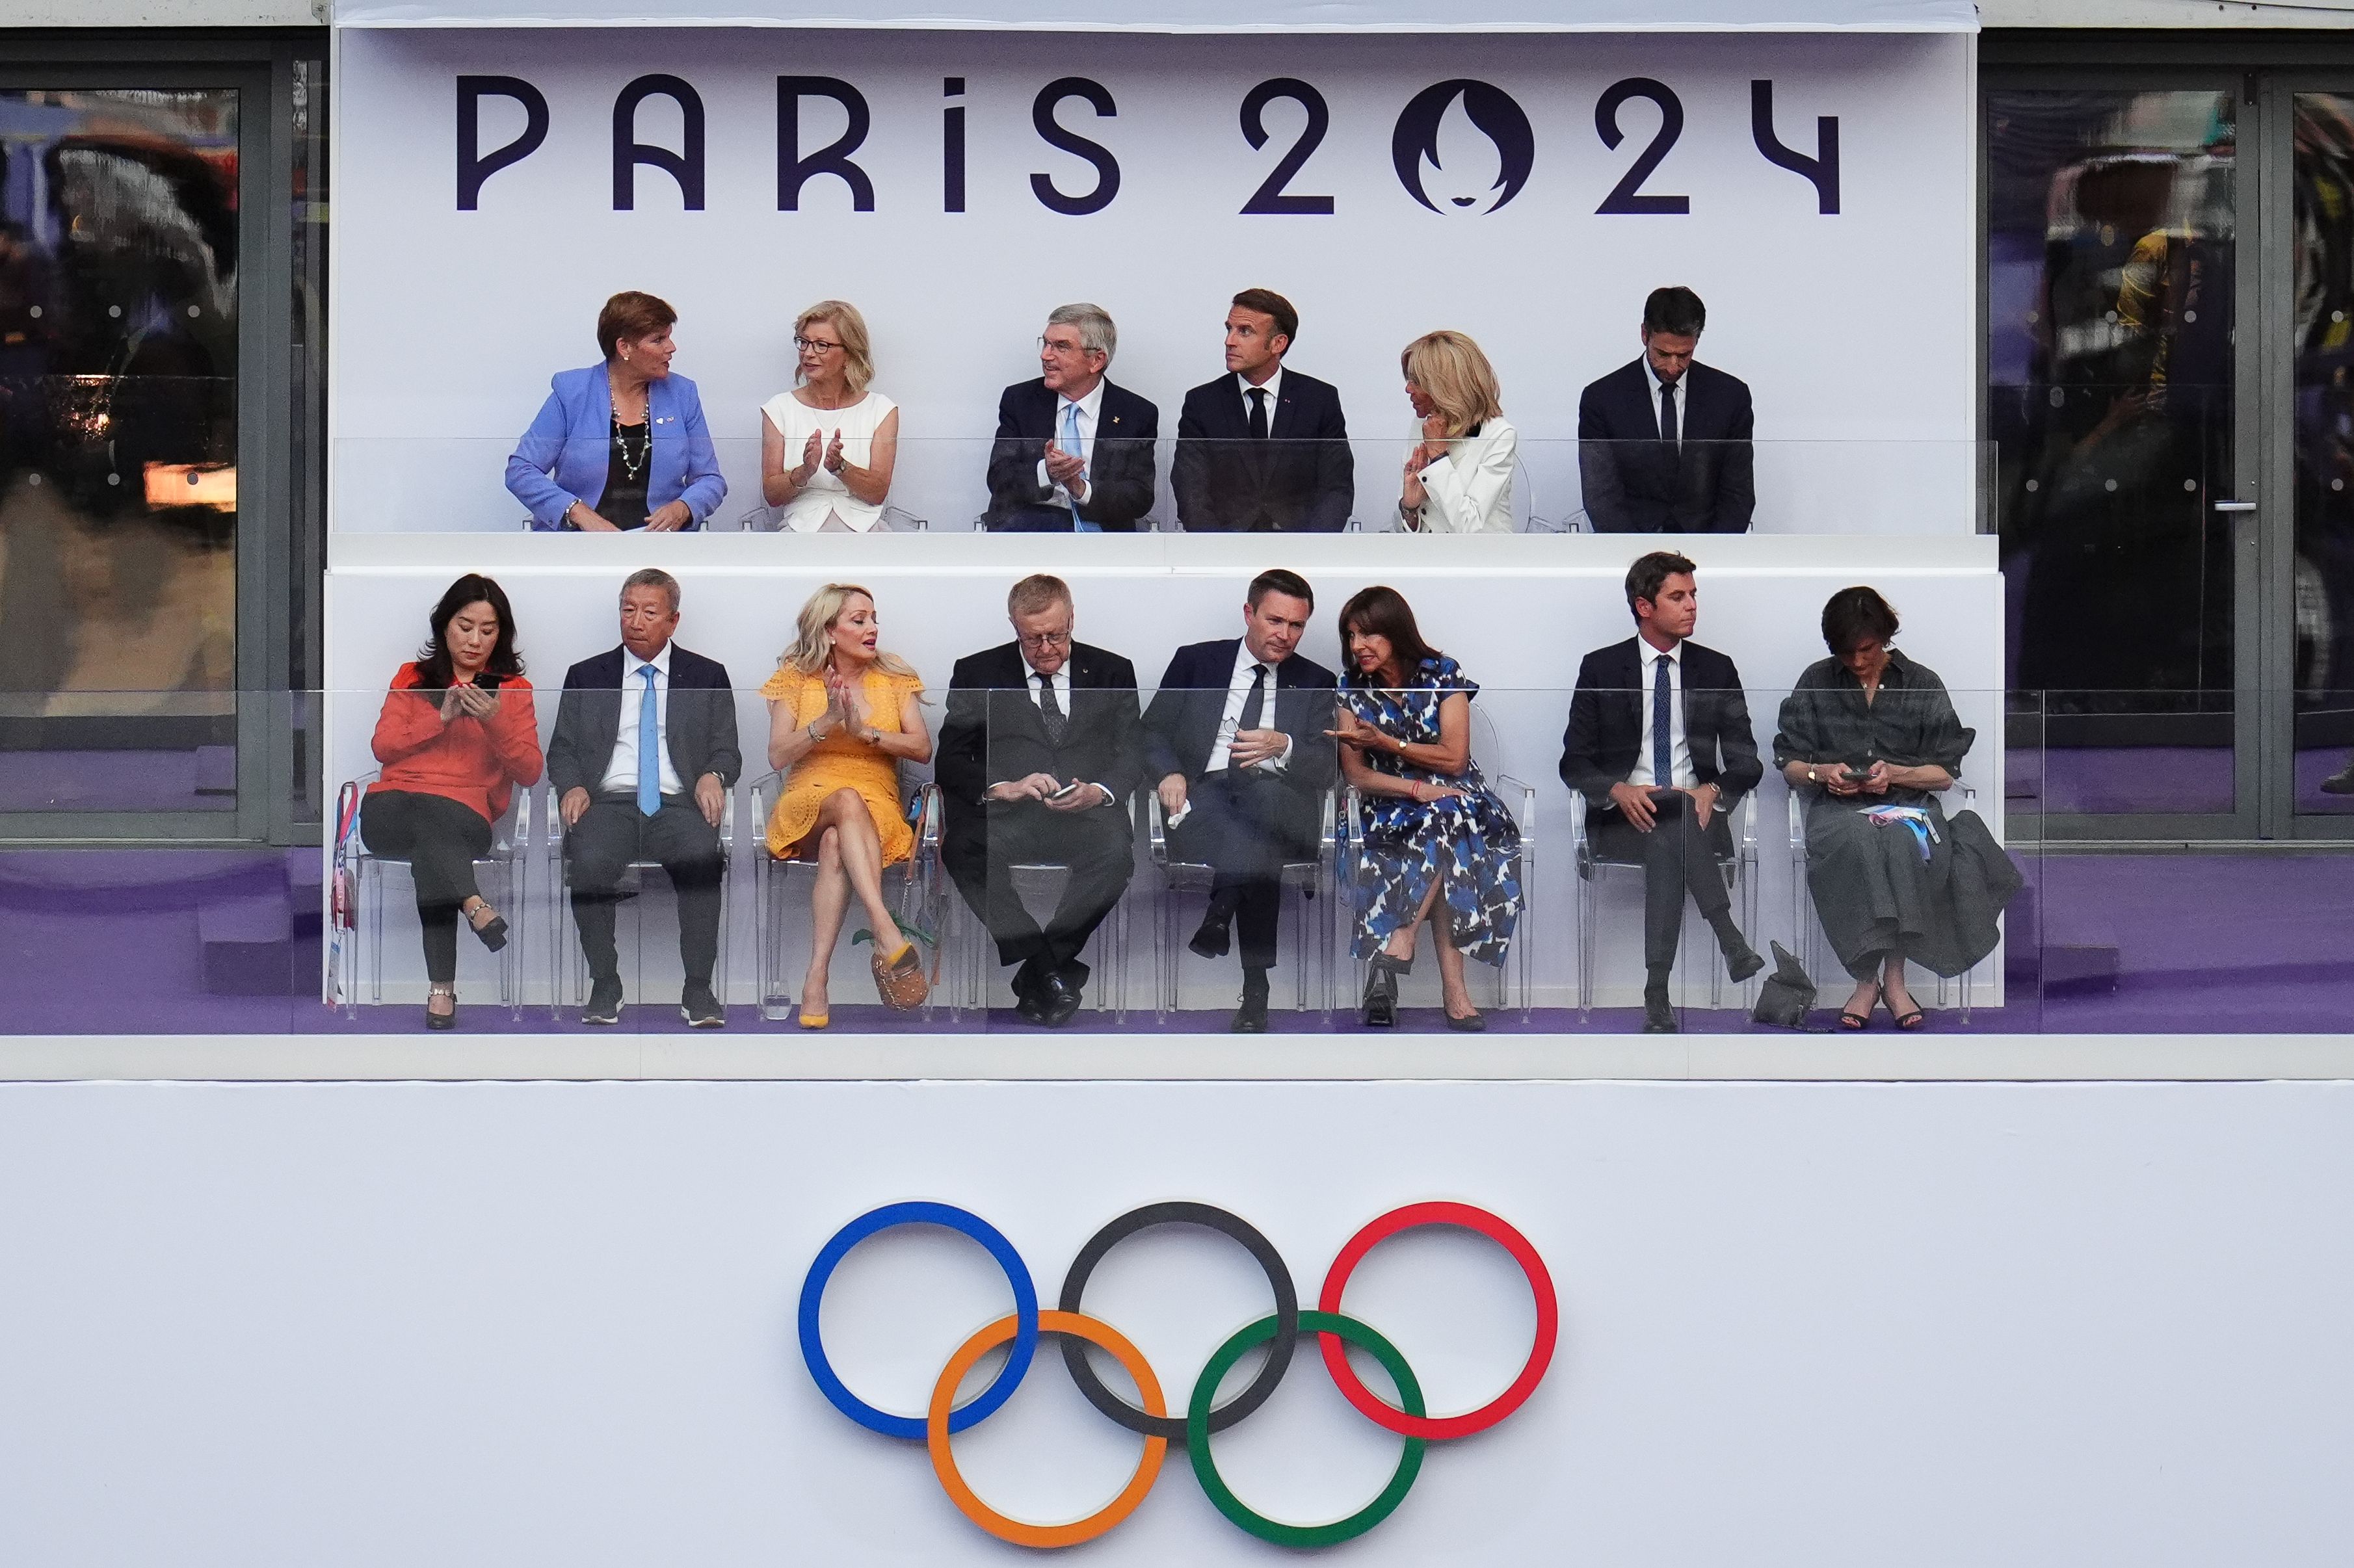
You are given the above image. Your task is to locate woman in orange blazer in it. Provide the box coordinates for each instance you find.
[363,574,544,1028]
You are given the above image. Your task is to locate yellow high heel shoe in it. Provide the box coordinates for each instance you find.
[798,982,829,1030]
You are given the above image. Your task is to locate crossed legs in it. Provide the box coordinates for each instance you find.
[1374,849,1479,1023]
[801,787,908,1019]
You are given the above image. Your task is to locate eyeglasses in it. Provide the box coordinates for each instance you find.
[795,336,843,353]
[1037,336,1094,358]
[1016,629,1073,649]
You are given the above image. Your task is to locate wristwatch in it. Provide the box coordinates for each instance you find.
[1806,766,1820,785]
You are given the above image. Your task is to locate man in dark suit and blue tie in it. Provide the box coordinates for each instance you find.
[1143,568,1338,1032]
[1577,286,1755,534]
[1172,289,1355,532]
[937,575,1144,1027]
[983,303,1160,531]
[546,568,741,1028]
[1560,551,1765,1034]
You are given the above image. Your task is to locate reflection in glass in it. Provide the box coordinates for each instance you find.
[1987,89,2236,817]
[0,88,240,815]
[2293,94,2354,814]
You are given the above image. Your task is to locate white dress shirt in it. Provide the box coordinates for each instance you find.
[600,642,685,798]
[1035,379,1104,519]
[1646,361,1685,447]
[1237,367,1284,431]
[1207,641,1292,774]
[1626,638,1696,791]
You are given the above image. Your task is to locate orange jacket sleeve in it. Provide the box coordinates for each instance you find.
[486,681,545,786]
[371,672,445,766]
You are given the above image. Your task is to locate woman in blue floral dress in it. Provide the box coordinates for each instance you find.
[1329,586,1523,1031]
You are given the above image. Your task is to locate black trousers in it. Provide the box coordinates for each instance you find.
[1169,770,1317,971]
[1589,791,1735,971]
[566,795,724,987]
[360,789,494,984]
[944,803,1135,984]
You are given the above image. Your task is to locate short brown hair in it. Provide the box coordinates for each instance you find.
[1231,287,1299,349]
[1006,573,1072,618]
[1821,586,1900,654]
[1338,585,1438,677]
[1247,568,1313,610]
[1625,551,1697,616]
[597,291,677,361]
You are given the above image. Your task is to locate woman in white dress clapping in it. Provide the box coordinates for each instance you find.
[760,300,901,532]
[1396,330,1517,534]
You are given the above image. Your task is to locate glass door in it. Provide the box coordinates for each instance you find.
[1985,78,2257,839]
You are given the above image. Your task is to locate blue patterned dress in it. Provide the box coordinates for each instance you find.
[1342,656,1524,965]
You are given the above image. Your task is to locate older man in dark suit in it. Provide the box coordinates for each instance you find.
[1143,568,1338,1032]
[1561,551,1765,1034]
[1172,288,1354,533]
[983,302,1159,531]
[547,568,741,1028]
[938,575,1144,1026]
[1577,286,1755,534]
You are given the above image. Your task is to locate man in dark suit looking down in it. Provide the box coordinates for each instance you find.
[936,574,1144,1027]
[1172,288,1354,532]
[983,302,1159,531]
[547,568,741,1028]
[1560,551,1765,1034]
[1577,285,1756,534]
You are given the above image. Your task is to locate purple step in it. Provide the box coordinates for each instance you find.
[198,894,296,996]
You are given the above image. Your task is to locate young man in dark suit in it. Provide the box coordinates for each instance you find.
[1143,568,1338,1032]
[983,302,1159,531]
[1172,288,1355,532]
[546,568,742,1028]
[1561,551,1765,1034]
[1576,286,1756,534]
[937,575,1144,1027]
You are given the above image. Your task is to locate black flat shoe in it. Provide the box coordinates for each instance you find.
[466,903,509,953]
[1446,1008,1485,1032]
[1189,910,1233,960]
[1641,991,1677,1034]
[1725,943,1764,984]
[1360,971,1398,1028]
[1231,991,1269,1034]
[425,987,456,1031]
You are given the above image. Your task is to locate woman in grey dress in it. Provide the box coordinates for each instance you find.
[1773,587,2019,1030]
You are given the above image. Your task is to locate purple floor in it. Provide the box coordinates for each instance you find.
[1,845,2349,1040]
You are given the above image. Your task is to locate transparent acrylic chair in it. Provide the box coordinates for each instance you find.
[1334,705,1537,1019]
[940,794,1137,1021]
[1149,787,1336,1017]
[546,790,737,1018]
[750,761,948,1023]
[1569,789,1759,1020]
[334,772,531,1020]
[722,502,929,532]
[1788,785,1984,1023]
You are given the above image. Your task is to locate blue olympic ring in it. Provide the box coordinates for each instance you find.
[797,1201,1040,1439]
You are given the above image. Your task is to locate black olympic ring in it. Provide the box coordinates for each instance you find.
[1055,1201,1299,1441]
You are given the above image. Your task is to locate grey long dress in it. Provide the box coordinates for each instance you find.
[1772,650,2020,981]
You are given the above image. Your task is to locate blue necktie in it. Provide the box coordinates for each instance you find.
[637,664,660,817]
[1063,401,1100,532]
[1651,653,1673,789]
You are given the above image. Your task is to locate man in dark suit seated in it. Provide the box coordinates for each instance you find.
[1143,568,1338,1032]
[547,568,741,1028]
[1560,551,1765,1034]
[1577,286,1755,534]
[983,302,1159,531]
[937,574,1144,1027]
[1172,288,1354,532]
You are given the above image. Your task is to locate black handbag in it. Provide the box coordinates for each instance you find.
[1749,941,1818,1029]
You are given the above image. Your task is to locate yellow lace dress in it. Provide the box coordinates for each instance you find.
[760,664,923,864]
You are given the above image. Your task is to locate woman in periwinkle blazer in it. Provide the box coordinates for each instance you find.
[504,290,726,531]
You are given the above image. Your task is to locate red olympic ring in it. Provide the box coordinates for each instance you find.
[1316,1201,1558,1441]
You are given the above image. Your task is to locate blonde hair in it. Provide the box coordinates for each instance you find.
[1007,573,1072,618]
[783,582,923,685]
[1401,330,1503,439]
[795,299,875,397]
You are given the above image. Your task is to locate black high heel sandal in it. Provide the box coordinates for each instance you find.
[1838,982,1881,1031]
[425,985,457,1031]
[1360,969,1398,1028]
[466,902,509,953]
[1368,948,1414,978]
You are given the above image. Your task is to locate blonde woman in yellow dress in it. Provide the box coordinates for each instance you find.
[761,582,932,1027]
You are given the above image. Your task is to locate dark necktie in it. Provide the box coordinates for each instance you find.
[1037,673,1068,746]
[1247,386,1270,441]
[1237,662,1267,735]
[1652,653,1674,788]
[1658,379,1678,449]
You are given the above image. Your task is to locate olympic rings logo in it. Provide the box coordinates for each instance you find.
[798,1199,1558,1549]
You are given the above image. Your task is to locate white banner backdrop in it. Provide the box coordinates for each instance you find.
[0,1078,2347,1565]
[330,28,1974,534]
[333,0,1979,31]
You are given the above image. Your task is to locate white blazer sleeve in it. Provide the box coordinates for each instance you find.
[1417,420,1518,534]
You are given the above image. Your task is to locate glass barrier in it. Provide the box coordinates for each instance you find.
[75,677,2354,1041]
[326,435,1985,537]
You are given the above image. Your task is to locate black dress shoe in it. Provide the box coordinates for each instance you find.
[583,976,624,1026]
[1725,942,1766,985]
[1189,909,1234,960]
[2324,766,2354,795]
[1642,991,1678,1034]
[1014,989,1049,1025]
[681,982,726,1028]
[1360,970,1398,1028]
[1038,973,1083,1028]
[1231,990,1269,1033]
[1446,1008,1486,1032]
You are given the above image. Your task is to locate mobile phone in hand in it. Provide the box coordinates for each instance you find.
[473,672,505,691]
[1047,780,1084,802]
[1842,764,1871,781]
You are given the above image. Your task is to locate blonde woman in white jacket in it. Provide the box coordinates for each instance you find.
[1396,330,1517,534]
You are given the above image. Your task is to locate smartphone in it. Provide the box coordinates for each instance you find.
[472,672,505,691]
[1046,780,1084,802]
[1841,764,1871,781]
